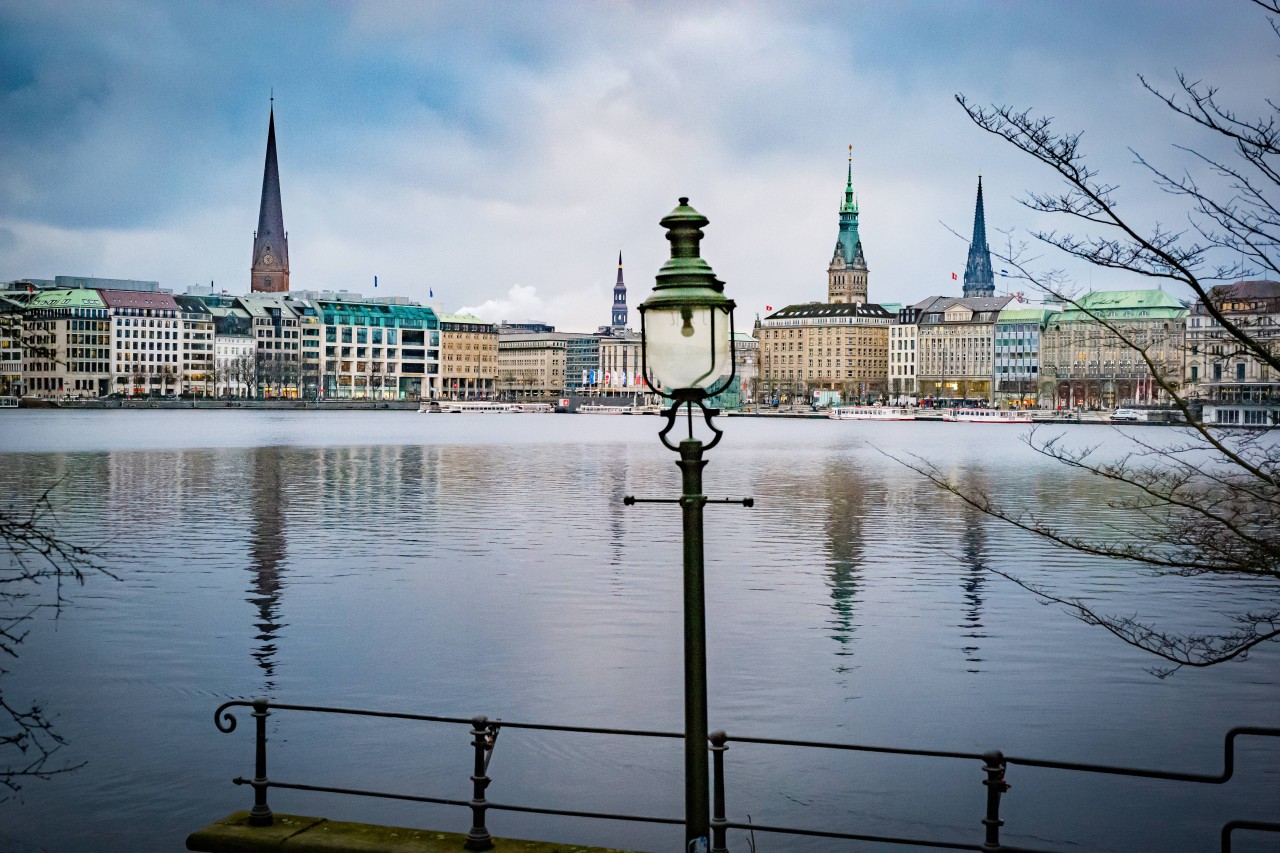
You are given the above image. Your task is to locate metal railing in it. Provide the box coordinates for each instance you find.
[212,698,1279,852]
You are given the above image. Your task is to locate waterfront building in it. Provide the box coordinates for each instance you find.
[992,306,1058,408]
[497,332,570,399]
[1184,279,1280,426]
[173,295,215,396]
[238,294,302,397]
[916,295,1013,401]
[827,149,869,305]
[213,334,254,398]
[309,298,440,400]
[757,302,892,404]
[889,299,931,402]
[1039,289,1187,409]
[0,290,29,396]
[22,288,110,399]
[962,177,996,299]
[564,335,601,397]
[100,289,184,397]
[734,331,759,404]
[597,332,644,393]
[251,104,289,294]
[439,312,498,399]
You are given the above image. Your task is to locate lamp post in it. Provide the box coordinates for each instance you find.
[629,198,749,852]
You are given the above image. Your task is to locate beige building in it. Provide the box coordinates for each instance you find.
[916,296,1012,401]
[1040,289,1187,409]
[439,312,498,399]
[598,332,644,392]
[756,302,891,403]
[888,303,924,402]
[23,288,112,399]
[1184,280,1280,419]
[498,332,569,399]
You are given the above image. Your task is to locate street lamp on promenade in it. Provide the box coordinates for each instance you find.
[628,198,750,852]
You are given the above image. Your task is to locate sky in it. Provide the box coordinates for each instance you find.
[0,1,1271,331]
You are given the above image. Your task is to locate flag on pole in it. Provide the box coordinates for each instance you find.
[429,288,434,298]
[765,305,773,311]
[951,272,958,280]
[374,275,378,288]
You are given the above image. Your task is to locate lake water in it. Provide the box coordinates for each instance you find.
[1,410,1276,852]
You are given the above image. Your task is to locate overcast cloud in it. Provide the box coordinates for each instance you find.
[0,1,1270,330]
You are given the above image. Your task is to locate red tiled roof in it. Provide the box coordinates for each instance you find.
[97,289,182,311]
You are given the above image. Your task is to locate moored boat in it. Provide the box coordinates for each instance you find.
[419,401,515,413]
[828,405,916,421]
[942,408,1033,424]
[577,403,629,414]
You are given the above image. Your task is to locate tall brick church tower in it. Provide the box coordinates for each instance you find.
[827,146,869,304]
[251,102,289,293]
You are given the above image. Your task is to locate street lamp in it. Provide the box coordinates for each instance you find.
[630,198,749,852]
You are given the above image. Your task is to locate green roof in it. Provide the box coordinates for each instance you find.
[438,312,488,324]
[1049,289,1188,326]
[997,307,1059,323]
[28,289,105,309]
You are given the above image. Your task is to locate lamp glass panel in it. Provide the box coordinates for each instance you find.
[645,304,732,392]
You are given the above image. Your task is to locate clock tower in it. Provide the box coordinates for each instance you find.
[251,102,290,293]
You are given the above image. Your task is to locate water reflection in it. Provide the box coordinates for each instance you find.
[247,446,288,690]
[821,461,868,670]
[958,505,988,672]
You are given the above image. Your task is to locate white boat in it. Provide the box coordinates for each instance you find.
[510,402,555,414]
[0,396,17,409]
[942,408,1034,424]
[419,401,515,413]
[577,403,630,415]
[828,405,916,421]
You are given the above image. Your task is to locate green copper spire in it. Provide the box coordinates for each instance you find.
[833,147,864,267]
[841,144,856,214]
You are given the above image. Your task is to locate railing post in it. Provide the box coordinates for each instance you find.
[248,697,273,826]
[465,715,494,851]
[710,730,729,853]
[981,749,1008,851]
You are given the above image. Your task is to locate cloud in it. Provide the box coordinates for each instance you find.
[0,1,1272,327]
[460,282,604,331]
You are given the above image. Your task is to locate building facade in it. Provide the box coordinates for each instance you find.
[916,296,1013,401]
[439,312,498,399]
[310,298,439,400]
[597,332,644,393]
[497,332,569,399]
[757,302,892,403]
[992,306,1057,408]
[1039,289,1187,409]
[888,301,929,402]
[22,289,111,399]
[100,289,185,397]
[173,295,215,396]
[1184,279,1280,425]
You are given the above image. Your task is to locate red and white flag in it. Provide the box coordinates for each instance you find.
[765,305,773,311]
[951,272,958,280]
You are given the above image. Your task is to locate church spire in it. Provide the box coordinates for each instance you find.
[251,100,289,293]
[611,250,628,329]
[828,146,868,304]
[962,175,995,298]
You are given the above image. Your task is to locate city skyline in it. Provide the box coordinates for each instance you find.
[0,1,1269,331]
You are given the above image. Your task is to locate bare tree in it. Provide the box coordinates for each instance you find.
[1,486,112,799]
[909,0,1280,674]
